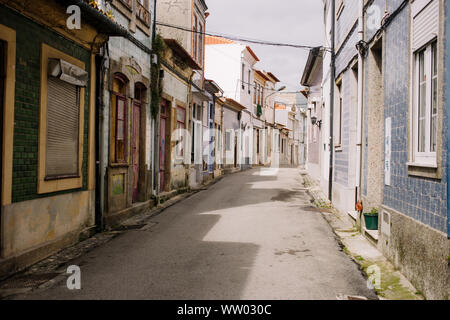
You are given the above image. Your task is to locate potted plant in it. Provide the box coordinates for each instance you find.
[363,208,379,230]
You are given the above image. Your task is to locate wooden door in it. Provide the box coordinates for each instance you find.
[159,102,167,192]
[132,102,140,202]
[0,41,5,206]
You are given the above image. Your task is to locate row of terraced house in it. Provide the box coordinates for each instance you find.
[0,0,305,280]
[302,0,450,299]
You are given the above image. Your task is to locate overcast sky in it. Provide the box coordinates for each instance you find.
[205,0,324,92]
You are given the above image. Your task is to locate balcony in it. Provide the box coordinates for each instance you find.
[136,1,150,26]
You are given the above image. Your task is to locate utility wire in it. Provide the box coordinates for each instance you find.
[156,21,327,51]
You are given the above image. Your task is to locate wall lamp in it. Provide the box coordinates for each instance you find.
[311,116,322,129]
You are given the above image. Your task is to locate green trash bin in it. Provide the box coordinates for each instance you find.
[363,213,379,230]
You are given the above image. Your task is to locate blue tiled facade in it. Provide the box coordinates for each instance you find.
[445,0,450,237]
[334,3,359,188]
[383,4,447,233]
[334,71,350,186]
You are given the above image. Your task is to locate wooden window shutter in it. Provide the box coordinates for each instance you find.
[46,76,80,178]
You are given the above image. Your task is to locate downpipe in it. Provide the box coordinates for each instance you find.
[355,0,364,218]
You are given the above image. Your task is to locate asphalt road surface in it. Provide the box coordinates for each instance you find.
[17,168,377,300]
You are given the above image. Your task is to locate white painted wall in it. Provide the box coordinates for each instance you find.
[205,44,242,100]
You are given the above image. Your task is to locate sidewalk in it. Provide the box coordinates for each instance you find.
[301,170,423,300]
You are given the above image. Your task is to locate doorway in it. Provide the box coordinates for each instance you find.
[0,41,5,208]
[234,135,238,168]
[159,99,169,192]
[132,84,144,202]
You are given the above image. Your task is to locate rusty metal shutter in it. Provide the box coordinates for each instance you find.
[45,76,80,178]
[412,0,439,51]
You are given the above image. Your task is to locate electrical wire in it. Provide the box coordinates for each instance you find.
[156,21,328,51]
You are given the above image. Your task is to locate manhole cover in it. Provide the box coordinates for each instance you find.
[0,273,60,289]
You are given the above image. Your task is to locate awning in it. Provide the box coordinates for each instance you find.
[48,59,88,87]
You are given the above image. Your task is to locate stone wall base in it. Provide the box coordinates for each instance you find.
[380,205,449,300]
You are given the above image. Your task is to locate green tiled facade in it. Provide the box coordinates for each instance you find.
[0,4,91,203]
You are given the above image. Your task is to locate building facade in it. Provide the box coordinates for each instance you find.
[0,0,134,277]
[100,0,154,226]
[316,0,450,299]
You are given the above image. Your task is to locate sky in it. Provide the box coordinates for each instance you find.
[205,0,324,92]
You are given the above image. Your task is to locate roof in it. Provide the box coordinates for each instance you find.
[225,98,246,111]
[205,36,236,45]
[55,0,127,36]
[245,46,260,62]
[255,70,271,82]
[266,72,280,83]
[301,47,324,86]
[164,39,202,70]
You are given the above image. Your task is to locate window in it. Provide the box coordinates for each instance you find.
[253,81,257,104]
[198,23,203,65]
[193,15,198,61]
[176,106,186,158]
[336,0,344,19]
[46,77,80,178]
[248,69,251,93]
[261,87,264,106]
[112,74,128,163]
[410,0,439,169]
[413,40,438,165]
[334,81,342,147]
[38,44,85,194]
[225,131,232,151]
[241,63,245,89]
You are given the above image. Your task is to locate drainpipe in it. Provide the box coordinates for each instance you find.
[152,0,159,197]
[356,0,364,203]
[96,43,109,231]
[328,0,336,202]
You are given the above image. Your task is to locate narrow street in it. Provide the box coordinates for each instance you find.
[16,168,376,300]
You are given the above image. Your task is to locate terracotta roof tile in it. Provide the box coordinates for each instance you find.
[205,36,235,45]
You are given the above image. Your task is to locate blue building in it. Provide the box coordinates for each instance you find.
[321,0,449,299]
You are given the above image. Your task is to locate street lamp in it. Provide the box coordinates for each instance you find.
[265,86,286,108]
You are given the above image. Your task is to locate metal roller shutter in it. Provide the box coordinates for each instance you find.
[412,0,439,51]
[46,76,80,178]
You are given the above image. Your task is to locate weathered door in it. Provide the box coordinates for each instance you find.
[234,135,238,167]
[132,101,140,202]
[159,102,167,192]
[0,41,5,208]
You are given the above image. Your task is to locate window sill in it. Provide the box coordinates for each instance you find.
[335,146,343,152]
[406,162,437,169]
[110,162,129,168]
[45,174,80,181]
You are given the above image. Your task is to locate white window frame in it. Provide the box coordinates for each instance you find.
[411,41,438,167]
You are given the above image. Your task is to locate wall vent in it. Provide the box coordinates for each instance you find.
[381,210,391,237]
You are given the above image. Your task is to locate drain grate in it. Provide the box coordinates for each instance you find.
[300,206,333,213]
[336,294,369,300]
[114,224,147,231]
[0,273,60,289]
